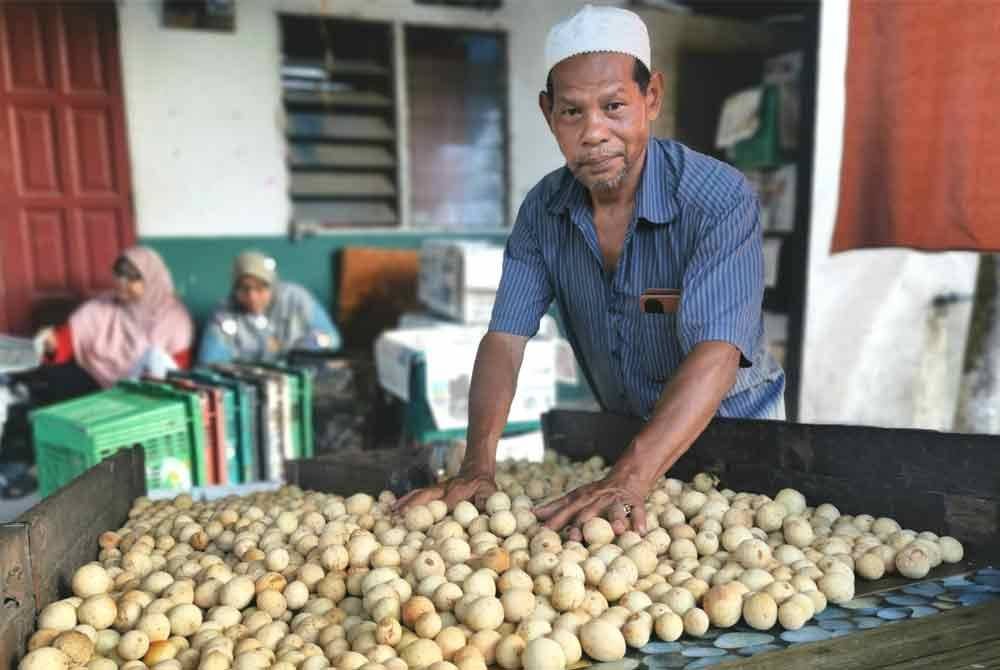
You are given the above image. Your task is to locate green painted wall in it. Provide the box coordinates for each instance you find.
[143,232,506,324]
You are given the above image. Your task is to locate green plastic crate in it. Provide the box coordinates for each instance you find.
[31,382,207,497]
[115,381,209,489]
[188,369,259,484]
[168,371,240,484]
[210,364,284,481]
[252,361,314,459]
[232,365,293,464]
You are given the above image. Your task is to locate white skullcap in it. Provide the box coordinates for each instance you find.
[544,5,651,80]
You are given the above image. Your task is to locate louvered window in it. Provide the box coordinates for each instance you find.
[280,15,508,234]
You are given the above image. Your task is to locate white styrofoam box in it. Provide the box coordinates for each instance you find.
[418,240,505,324]
[496,430,545,463]
[398,310,561,340]
[395,311,576,385]
[375,325,558,431]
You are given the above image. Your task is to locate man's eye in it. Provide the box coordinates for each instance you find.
[561,107,580,117]
[607,102,625,112]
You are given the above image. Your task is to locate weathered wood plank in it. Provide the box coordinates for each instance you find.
[877,638,1000,670]
[286,459,394,497]
[712,601,1000,669]
[17,448,145,612]
[0,524,33,670]
[0,449,145,664]
[286,448,436,498]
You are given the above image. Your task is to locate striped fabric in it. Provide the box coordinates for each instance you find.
[489,138,785,420]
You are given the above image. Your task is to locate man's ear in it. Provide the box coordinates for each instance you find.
[538,91,555,132]
[646,71,665,121]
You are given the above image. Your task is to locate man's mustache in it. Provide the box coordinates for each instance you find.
[574,151,625,167]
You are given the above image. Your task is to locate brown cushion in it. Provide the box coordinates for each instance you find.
[336,247,421,353]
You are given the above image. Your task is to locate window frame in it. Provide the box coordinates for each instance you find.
[279,12,512,237]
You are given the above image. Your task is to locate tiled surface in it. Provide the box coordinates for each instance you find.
[580,568,1000,670]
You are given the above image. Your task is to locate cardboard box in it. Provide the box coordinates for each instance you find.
[374,325,557,433]
[418,241,505,324]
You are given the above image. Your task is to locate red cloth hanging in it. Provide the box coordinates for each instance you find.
[832,0,1000,253]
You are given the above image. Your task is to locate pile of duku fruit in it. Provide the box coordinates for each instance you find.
[19,454,964,670]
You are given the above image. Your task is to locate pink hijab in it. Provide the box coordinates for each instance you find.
[69,246,193,387]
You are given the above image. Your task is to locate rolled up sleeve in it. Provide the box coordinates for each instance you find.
[488,198,553,338]
[678,194,764,366]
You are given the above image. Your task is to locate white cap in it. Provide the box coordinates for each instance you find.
[544,5,651,81]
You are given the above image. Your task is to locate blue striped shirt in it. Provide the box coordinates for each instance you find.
[489,138,785,420]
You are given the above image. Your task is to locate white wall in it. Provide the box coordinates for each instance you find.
[118,1,286,237]
[118,0,620,237]
[800,0,978,428]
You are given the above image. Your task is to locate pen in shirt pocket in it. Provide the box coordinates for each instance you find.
[640,288,681,314]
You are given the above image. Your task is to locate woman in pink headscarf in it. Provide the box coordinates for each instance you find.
[41,246,193,388]
[0,247,191,496]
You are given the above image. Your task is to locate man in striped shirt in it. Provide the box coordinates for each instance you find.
[398,6,785,538]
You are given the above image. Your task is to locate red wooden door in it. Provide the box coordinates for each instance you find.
[0,1,135,334]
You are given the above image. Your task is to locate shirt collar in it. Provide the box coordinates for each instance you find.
[544,138,679,224]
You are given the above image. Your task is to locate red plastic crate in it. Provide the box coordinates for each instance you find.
[157,379,228,485]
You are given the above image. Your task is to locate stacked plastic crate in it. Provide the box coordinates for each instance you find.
[31,361,315,497]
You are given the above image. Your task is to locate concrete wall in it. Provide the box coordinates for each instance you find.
[799,0,979,429]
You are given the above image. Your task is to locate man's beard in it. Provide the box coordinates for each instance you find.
[590,163,628,192]
[572,152,630,193]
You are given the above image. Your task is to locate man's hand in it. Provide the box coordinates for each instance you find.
[534,458,652,540]
[393,471,498,513]
[393,331,527,515]
[534,341,741,538]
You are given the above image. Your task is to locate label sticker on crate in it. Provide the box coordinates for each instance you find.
[150,457,193,491]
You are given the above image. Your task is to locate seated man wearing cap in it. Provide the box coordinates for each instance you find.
[397,6,784,538]
[197,251,341,364]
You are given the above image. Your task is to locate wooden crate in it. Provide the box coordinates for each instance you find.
[287,411,1000,668]
[0,448,145,669]
[4,414,998,669]
[540,411,1000,556]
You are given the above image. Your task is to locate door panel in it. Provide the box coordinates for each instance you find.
[62,6,110,93]
[69,107,117,194]
[12,106,61,194]
[78,209,124,286]
[3,5,50,91]
[0,2,134,333]
[24,209,70,290]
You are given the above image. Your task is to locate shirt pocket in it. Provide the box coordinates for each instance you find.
[638,312,677,383]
